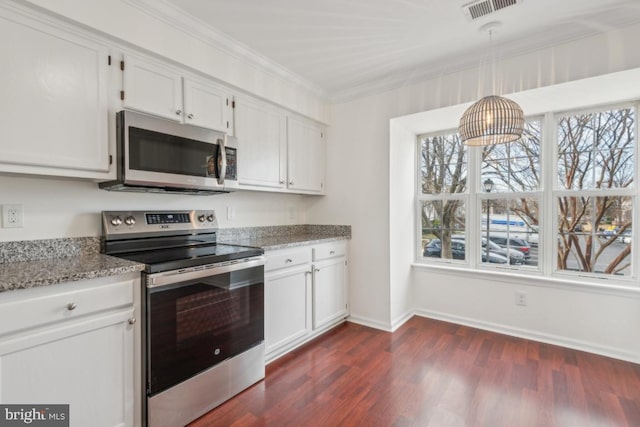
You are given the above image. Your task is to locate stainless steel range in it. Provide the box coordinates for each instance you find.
[102,210,265,427]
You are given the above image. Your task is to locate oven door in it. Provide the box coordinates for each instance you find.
[145,257,265,396]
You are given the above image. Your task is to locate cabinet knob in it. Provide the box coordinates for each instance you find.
[285,258,293,263]
[187,113,194,119]
[289,181,294,185]
[128,317,137,325]
[66,302,77,311]
[330,250,335,255]
[279,180,285,185]
[315,268,320,273]
[175,109,182,115]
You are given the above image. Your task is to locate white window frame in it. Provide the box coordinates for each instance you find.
[416,102,637,286]
[550,102,637,282]
[415,129,470,266]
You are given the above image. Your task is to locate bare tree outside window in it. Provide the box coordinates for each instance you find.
[556,108,634,275]
[420,134,466,260]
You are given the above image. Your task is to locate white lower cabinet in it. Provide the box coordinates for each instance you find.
[265,263,311,355]
[312,257,348,330]
[0,274,140,427]
[264,241,348,363]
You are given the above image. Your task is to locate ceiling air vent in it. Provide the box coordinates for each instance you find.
[463,0,522,21]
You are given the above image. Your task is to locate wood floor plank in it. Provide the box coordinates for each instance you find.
[189,317,640,427]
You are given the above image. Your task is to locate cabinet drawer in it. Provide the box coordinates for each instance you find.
[312,242,346,261]
[265,247,312,272]
[0,276,135,337]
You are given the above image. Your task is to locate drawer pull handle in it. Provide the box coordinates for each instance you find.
[285,258,293,263]
[66,302,77,311]
[128,317,137,325]
[330,250,335,255]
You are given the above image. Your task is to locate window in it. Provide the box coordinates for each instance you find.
[555,106,635,276]
[419,133,467,262]
[480,120,542,268]
[417,102,636,283]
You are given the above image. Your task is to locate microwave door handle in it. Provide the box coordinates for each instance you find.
[217,135,227,185]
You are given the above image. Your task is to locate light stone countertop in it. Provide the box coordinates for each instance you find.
[0,254,144,292]
[0,225,350,293]
[220,233,349,251]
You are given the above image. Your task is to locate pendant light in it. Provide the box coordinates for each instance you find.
[459,22,524,146]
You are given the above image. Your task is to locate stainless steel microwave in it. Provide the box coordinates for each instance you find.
[100,110,237,195]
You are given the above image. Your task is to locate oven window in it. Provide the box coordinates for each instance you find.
[129,126,219,178]
[147,266,264,395]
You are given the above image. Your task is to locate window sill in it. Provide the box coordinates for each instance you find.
[411,261,640,298]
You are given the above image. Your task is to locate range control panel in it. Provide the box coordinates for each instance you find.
[102,210,217,237]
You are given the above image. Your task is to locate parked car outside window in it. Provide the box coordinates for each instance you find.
[488,236,531,258]
[423,238,509,264]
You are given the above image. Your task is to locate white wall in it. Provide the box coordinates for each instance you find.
[308,21,640,361]
[0,175,307,242]
[413,269,640,362]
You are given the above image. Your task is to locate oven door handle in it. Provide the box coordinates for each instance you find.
[146,256,265,288]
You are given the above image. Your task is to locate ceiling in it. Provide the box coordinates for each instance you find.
[160,0,640,101]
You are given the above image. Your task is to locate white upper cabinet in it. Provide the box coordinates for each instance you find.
[0,5,110,178]
[235,95,286,189]
[287,115,325,193]
[122,54,234,134]
[235,94,326,195]
[122,54,183,122]
[183,78,233,133]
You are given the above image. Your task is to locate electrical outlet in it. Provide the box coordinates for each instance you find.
[2,204,23,228]
[227,206,235,221]
[515,291,527,306]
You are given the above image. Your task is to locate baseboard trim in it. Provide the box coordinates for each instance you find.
[347,314,392,332]
[390,311,414,332]
[413,309,639,364]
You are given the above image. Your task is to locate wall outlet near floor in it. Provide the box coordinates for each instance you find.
[515,291,527,306]
[2,204,24,228]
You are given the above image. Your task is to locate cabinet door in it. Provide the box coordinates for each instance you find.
[0,8,109,176]
[235,95,286,189]
[287,116,325,193]
[122,54,183,122]
[0,310,135,427]
[265,265,311,356]
[312,257,347,330]
[183,78,233,134]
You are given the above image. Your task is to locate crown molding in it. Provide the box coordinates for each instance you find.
[122,0,328,100]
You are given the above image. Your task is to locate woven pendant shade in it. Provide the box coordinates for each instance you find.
[458,95,524,146]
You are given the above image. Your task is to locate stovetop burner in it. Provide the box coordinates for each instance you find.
[101,210,263,272]
[112,243,264,273]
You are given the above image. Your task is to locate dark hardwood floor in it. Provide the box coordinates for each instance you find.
[189,316,640,427]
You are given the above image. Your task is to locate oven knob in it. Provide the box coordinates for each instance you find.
[206,214,215,222]
[198,214,206,222]
[124,216,136,226]
[111,216,123,226]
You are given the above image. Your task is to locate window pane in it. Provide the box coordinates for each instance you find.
[481,198,538,267]
[421,201,465,260]
[481,120,541,192]
[420,133,467,194]
[557,196,632,275]
[557,108,635,190]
